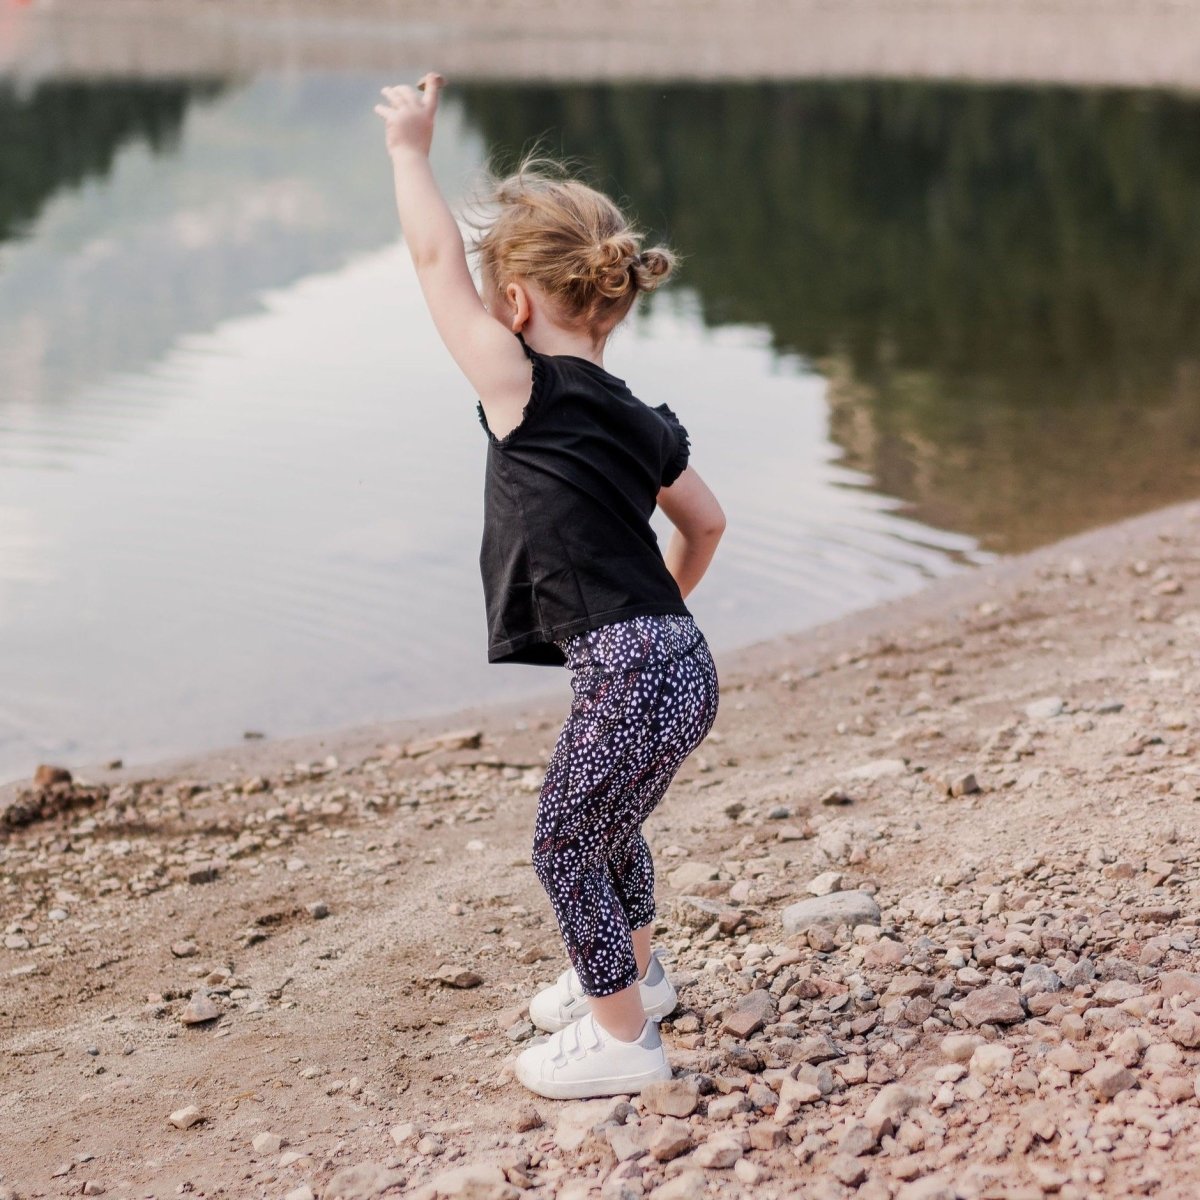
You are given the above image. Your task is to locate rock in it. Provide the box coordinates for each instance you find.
[1047,1045,1093,1073]
[251,1131,284,1154]
[693,1135,742,1169]
[733,1159,763,1186]
[180,992,220,1025]
[749,1123,786,1151]
[864,1084,919,1139]
[324,1163,408,1199]
[779,1077,823,1105]
[896,1177,958,1200]
[667,862,719,890]
[649,1173,705,1200]
[648,1118,693,1162]
[1060,957,1097,988]
[830,1155,868,1186]
[1160,971,1200,1003]
[845,758,907,781]
[1109,1027,1146,1067]
[969,1044,1014,1076]
[723,989,775,1039]
[511,1105,542,1133]
[406,728,483,757]
[807,872,845,896]
[554,1099,622,1153]
[434,965,483,989]
[1025,696,1064,720]
[948,771,980,797]
[794,1032,842,1063]
[1082,1061,1136,1099]
[1093,980,1143,1006]
[168,1105,202,1129]
[607,1122,650,1162]
[1019,963,1061,996]
[956,984,1024,1027]
[186,860,225,885]
[34,764,72,787]
[707,1092,751,1120]
[1168,1013,1200,1049]
[170,941,199,958]
[642,1078,700,1119]
[840,1122,877,1156]
[306,901,330,920]
[674,895,724,930]
[782,891,881,936]
[820,788,854,806]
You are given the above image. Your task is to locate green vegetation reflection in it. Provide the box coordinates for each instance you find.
[0,79,224,242]
[460,81,1200,550]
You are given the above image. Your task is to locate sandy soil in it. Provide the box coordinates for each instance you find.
[6,0,1200,89]
[2,496,1199,1199]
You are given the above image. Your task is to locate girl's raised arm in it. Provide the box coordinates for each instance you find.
[375,74,531,421]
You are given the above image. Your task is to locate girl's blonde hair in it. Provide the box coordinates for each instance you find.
[466,151,677,342]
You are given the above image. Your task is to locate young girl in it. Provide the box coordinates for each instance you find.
[376,74,725,1101]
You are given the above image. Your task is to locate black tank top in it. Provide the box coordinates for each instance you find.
[476,331,692,666]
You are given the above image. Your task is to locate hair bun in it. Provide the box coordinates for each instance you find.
[589,234,640,299]
[631,245,675,292]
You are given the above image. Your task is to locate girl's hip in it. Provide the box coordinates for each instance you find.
[554,612,713,680]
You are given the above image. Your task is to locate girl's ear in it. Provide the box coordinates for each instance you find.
[505,280,532,333]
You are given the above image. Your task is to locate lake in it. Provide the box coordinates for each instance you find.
[3,65,1200,784]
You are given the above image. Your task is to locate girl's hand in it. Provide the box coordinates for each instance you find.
[374,72,444,158]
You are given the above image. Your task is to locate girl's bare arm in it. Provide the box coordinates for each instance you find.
[375,74,530,427]
[657,467,726,600]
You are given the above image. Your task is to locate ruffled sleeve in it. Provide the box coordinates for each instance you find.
[653,402,691,487]
[476,331,548,445]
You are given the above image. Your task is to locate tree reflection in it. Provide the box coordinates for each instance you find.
[0,79,223,241]
[459,81,1200,549]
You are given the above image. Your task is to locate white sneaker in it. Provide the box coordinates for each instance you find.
[529,952,678,1034]
[514,1012,673,1099]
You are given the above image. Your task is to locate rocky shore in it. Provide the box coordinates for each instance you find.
[2,497,1199,1199]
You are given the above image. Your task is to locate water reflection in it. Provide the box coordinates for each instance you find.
[0,74,481,448]
[0,79,223,242]
[4,73,1200,781]
[459,81,1200,550]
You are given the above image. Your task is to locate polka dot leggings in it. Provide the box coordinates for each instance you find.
[532,613,720,998]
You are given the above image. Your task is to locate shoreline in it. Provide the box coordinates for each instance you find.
[6,0,1200,90]
[2,495,1199,1196]
[3,494,1189,811]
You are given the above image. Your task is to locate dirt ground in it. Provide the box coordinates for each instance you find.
[2,497,1199,1199]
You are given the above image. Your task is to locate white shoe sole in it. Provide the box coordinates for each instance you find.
[515,1058,673,1100]
[531,979,679,1034]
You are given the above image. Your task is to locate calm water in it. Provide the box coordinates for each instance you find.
[3,71,1200,784]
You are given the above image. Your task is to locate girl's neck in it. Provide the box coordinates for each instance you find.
[519,325,608,370]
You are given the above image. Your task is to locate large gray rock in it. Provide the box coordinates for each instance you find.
[782,891,880,936]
